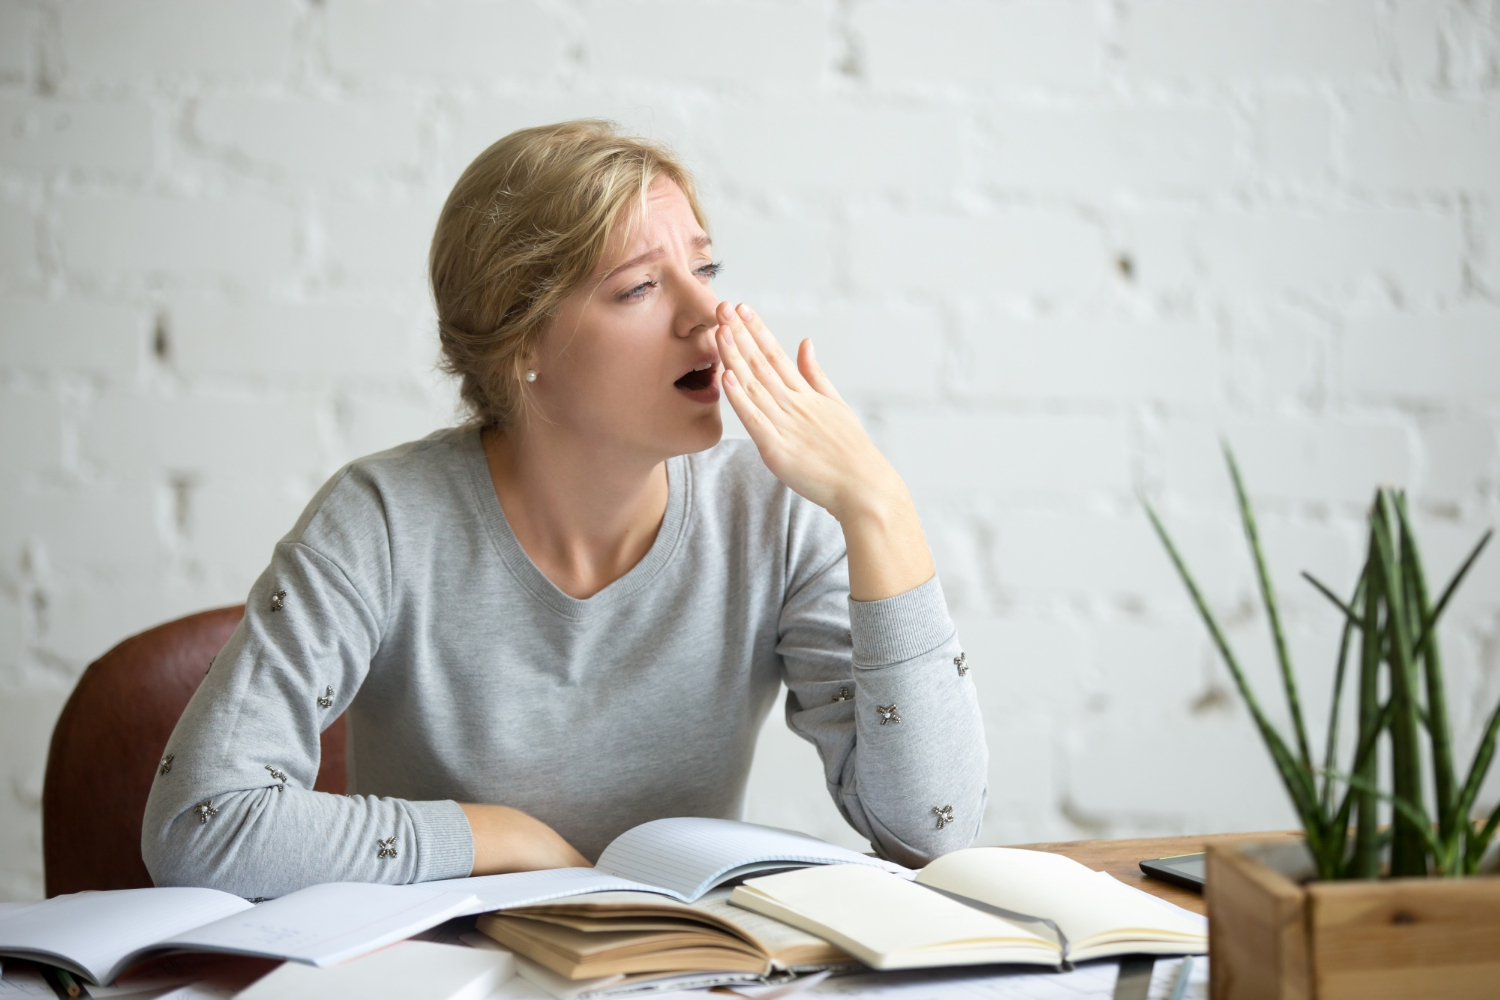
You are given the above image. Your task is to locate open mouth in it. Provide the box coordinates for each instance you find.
[674,367,715,392]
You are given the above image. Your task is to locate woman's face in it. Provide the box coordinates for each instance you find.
[527,177,724,463]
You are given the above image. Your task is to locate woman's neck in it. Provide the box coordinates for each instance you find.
[481,424,670,600]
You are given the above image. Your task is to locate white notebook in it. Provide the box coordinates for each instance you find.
[730,848,1207,970]
[236,940,515,1000]
[0,882,478,986]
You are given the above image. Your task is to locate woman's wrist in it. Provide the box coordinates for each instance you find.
[836,473,935,603]
[460,802,591,875]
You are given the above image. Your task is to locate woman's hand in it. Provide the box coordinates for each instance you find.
[460,803,591,874]
[715,302,934,602]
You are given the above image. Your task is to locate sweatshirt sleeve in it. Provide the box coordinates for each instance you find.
[141,478,474,899]
[776,510,988,868]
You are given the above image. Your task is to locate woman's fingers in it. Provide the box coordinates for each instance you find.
[717,302,793,407]
[735,303,811,393]
[797,338,845,403]
[716,321,787,428]
[720,366,782,453]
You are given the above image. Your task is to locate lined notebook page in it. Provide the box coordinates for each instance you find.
[0,887,252,985]
[419,867,671,913]
[595,817,905,901]
[160,882,478,969]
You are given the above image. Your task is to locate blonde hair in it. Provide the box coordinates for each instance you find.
[430,119,707,428]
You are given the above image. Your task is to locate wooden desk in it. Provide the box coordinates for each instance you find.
[1009,830,1303,916]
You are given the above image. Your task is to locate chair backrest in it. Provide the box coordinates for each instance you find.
[41,606,346,897]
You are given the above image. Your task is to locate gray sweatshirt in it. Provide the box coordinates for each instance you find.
[142,428,987,898]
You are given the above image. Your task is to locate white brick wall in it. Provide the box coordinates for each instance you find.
[3,0,1499,900]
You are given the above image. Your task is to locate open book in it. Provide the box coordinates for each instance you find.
[475,887,850,980]
[0,882,478,986]
[729,848,1207,970]
[427,817,903,913]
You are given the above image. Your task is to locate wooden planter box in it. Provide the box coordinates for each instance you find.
[1206,841,1500,1000]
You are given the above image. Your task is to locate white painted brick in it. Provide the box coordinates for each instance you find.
[961,615,1089,718]
[709,207,835,300]
[964,318,1221,405]
[1069,715,1296,827]
[33,576,211,668]
[58,0,297,80]
[884,412,1132,501]
[189,480,309,583]
[850,209,1107,299]
[1403,515,1500,621]
[447,100,694,182]
[699,101,963,195]
[1418,421,1497,503]
[0,98,154,174]
[326,0,565,81]
[0,2,36,82]
[854,0,1100,88]
[1127,209,1465,299]
[991,508,1247,604]
[81,393,325,481]
[584,1,825,87]
[1341,308,1500,403]
[746,300,944,399]
[169,293,422,380]
[193,96,426,182]
[56,196,299,281]
[1260,95,1334,181]
[334,389,460,467]
[321,196,440,286]
[0,200,38,276]
[982,717,1056,812]
[1086,621,1211,718]
[1391,0,1445,85]
[0,389,64,478]
[1120,0,1382,82]
[4,485,165,580]
[0,684,67,901]
[0,298,144,372]
[980,104,1235,195]
[1162,419,1417,507]
[1348,97,1500,192]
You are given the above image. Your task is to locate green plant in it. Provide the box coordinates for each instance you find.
[1142,445,1498,879]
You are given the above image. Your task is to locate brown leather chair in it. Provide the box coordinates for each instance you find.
[42,606,346,897]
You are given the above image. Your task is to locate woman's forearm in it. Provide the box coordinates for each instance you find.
[460,803,591,874]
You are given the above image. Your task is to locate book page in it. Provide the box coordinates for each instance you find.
[595,817,906,901]
[0,887,252,985]
[731,865,1059,970]
[418,867,673,912]
[159,882,478,968]
[691,887,847,964]
[915,849,1206,952]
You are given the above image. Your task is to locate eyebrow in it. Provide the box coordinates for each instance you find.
[605,233,713,279]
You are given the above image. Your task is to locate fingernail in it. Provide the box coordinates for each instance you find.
[725,370,739,388]
[721,325,735,346]
[737,303,754,320]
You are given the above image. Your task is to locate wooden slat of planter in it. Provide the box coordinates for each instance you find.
[1206,844,1310,1000]
[1308,877,1500,1000]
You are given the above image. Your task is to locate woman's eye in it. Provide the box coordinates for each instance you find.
[620,279,658,300]
[696,260,724,279]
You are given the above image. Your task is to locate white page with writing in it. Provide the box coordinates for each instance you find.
[415,867,672,914]
[0,887,252,985]
[595,818,907,901]
[915,849,1205,949]
[158,882,477,969]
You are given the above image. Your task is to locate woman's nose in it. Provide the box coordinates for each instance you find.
[676,275,722,338]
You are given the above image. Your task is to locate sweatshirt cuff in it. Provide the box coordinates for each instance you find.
[408,798,475,882]
[848,574,955,667]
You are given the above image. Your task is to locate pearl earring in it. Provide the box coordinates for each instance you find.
[525,369,537,383]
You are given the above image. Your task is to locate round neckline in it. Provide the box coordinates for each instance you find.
[462,427,692,620]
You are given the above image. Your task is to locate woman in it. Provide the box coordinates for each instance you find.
[143,121,987,899]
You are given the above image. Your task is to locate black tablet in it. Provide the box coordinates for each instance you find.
[1139,852,1205,892]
